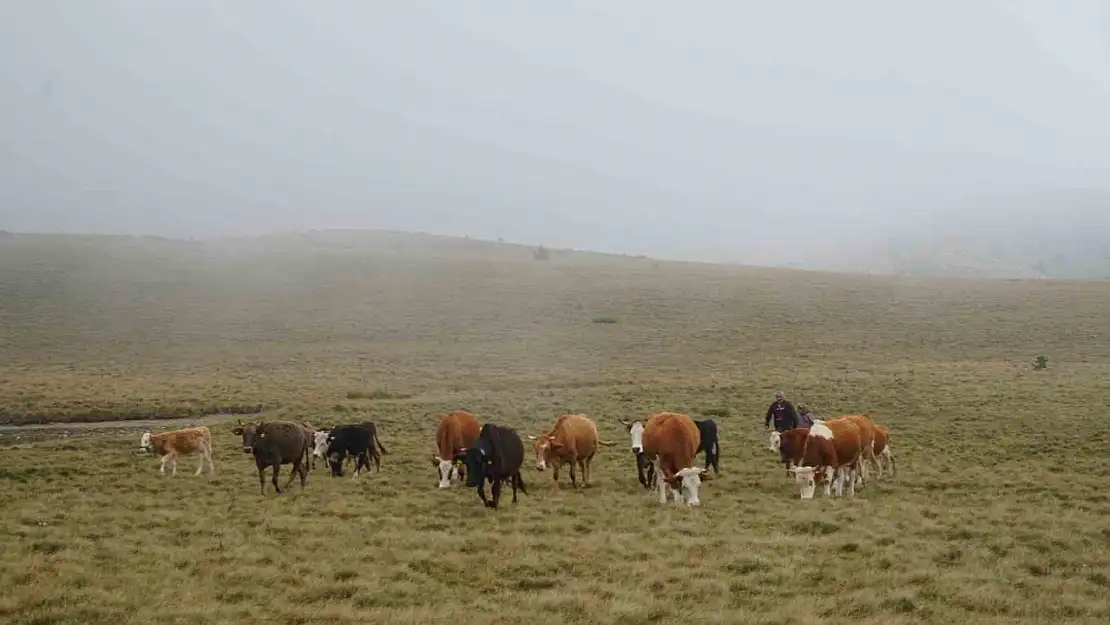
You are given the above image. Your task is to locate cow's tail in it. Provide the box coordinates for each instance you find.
[375,432,390,455]
[515,471,528,495]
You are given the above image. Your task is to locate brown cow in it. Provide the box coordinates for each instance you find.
[139,426,215,476]
[431,410,481,489]
[641,412,714,506]
[786,418,863,499]
[837,414,877,485]
[528,413,616,489]
[232,420,313,495]
[872,423,896,478]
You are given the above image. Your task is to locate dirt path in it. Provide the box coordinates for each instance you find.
[0,413,249,441]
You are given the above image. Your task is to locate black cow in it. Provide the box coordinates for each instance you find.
[461,423,528,509]
[232,420,312,495]
[694,418,720,473]
[640,418,720,488]
[325,422,389,477]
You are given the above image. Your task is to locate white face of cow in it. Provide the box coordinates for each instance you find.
[664,467,711,506]
[767,430,781,452]
[790,466,818,499]
[433,457,458,488]
[628,421,645,453]
[313,430,330,458]
[139,432,152,452]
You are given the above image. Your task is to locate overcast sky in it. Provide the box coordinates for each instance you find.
[2,1,1109,263]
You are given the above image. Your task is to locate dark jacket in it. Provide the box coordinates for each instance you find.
[764,400,799,432]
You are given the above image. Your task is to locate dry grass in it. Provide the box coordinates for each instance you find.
[1,231,1108,624]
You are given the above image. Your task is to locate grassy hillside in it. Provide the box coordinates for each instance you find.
[0,230,1108,624]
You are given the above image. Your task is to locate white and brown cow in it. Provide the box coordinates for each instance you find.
[431,410,481,488]
[785,417,864,499]
[139,426,215,476]
[640,411,714,506]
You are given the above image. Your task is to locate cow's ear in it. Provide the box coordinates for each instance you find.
[699,470,715,482]
[231,427,243,435]
[527,435,537,440]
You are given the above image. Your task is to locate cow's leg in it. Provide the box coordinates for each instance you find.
[258,466,266,495]
[584,455,593,487]
[655,463,668,505]
[568,455,579,488]
[159,454,169,474]
[298,460,308,488]
[492,478,504,509]
[886,448,897,477]
[511,473,521,503]
[551,462,561,489]
[272,464,282,494]
[170,454,178,477]
[476,481,489,507]
[195,453,205,476]
[206,445,216,475]
[846,466,857,498]
[823,467,834,497]
[283,461,301,490]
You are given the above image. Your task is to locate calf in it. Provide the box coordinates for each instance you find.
[641,412,714,506]
[326,422,389,477]
[528,413,615,489]
[233,420,312,495]
[786,417,863,499]
[461,423,528,509]
[432,410,481,489]
[139,426,215,476]
[694,418,720,473]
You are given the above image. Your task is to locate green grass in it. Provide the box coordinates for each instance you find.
[0,230,1108,624]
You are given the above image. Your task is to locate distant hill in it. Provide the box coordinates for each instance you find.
[786,192,1110,280]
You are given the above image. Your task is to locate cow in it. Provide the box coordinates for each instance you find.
[138,426,215,476]
[461,423,528,509]
[837,414,877,485]
[640,411,714,506]
[694,418,720,474]
[232,420,313,495]
[619,414,661,489]
[528,413,616,489]
[325,422,389,477]
[785,417,864,499]
[431,410,481,489]
[872,423,896,478]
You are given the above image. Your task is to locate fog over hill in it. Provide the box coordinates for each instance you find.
[2,2,1109,279]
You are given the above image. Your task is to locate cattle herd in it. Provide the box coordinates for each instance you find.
[136,408,897,508]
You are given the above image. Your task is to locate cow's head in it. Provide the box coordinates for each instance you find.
[527,434,560,471]
[138,432,153,453]
[767,430,782,452]
[789,466,818,499]
[619,419,646,454]
[461,444,490,488]
[230,420,260,453]
[313,430,330,458]
[663,467,713,506]
[431,454,466,488]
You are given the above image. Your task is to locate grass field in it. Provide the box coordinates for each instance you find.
[1,230,1108,624]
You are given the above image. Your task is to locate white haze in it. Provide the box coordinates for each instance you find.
[2,1,1109,269]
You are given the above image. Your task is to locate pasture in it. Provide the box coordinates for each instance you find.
[1,231,1108,624]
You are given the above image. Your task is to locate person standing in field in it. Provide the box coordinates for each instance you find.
[795,403,816,428]
[764,391,799,463]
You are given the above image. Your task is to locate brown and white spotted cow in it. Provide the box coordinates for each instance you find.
[139,426,215,476]
[641,412,715,506]
[431,410,481,489]
[784,418,864,499]
[528,413,616,489]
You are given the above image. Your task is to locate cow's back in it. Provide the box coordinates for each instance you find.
[824,418,863,465]
[483,424,525,475]
[839,414,875,451]
[437,410,480,459]
[551,413,599,457]
[256,421,310,462]
[643,412,700,468]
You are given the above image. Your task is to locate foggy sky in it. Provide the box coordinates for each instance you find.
[2,1,1109,264]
